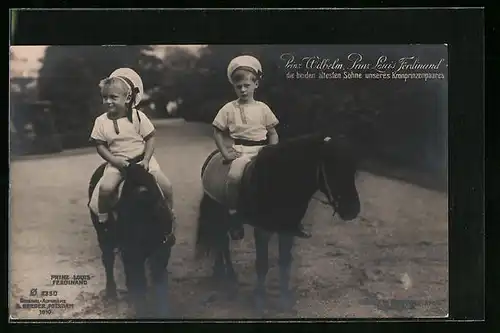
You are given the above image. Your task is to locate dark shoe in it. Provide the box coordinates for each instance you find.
[228,212,245,240]
[163,233,176,247]
[169,209,177,222]
[229,225,245,240]
[291,227,312,239]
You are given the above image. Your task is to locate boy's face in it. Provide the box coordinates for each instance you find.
[101,81,131,114]
[231,70,258,102]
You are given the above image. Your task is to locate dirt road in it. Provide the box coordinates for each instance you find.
[9,120,448,319]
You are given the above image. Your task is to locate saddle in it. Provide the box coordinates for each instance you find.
[88,161,164,219]
[201,149,256,209]
[88,167,125,217]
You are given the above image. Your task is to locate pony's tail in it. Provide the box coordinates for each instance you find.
[194,193,216,260]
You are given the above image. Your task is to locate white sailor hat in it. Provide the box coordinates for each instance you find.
[227,55,263,83]
[109,68,144,107]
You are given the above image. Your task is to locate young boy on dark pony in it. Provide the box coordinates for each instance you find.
[89,68,176,225]
[87,68,175,317]
[196,56,361,313]
[212,55,310,239]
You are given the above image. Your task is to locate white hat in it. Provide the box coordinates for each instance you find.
[227,55,262,83]
[109,68,144,107]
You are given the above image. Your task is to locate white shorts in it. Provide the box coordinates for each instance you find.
[227,144,264,182]
[103,155,161,176]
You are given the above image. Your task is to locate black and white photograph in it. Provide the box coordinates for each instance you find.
[10,44,449,320]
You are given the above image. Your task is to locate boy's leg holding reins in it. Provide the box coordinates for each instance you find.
[226,155,251,210]
[98,167,123,221]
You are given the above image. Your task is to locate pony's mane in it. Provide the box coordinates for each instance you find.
[251,132,325,185]
[242,132,326,213]
[121,164,164,205]
[255,133,324,164]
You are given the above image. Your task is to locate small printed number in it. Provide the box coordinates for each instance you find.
[41,291,58,297]
[39,310,52,315]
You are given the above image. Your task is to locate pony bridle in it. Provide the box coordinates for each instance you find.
[316,160,340,217]
[111,75,139,135]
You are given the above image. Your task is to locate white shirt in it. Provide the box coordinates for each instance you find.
[212,100,279,141]
[90,110,155,159]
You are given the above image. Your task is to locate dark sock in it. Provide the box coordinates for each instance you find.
[226,181,239,210]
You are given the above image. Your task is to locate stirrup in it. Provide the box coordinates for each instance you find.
[294,229,312,239]
[97,213,109,224]
[229,224,245,241]
[169,208,177,221]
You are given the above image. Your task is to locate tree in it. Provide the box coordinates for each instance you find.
[146,46,202,118]
[179,45,448,179]
[37,45,162,149]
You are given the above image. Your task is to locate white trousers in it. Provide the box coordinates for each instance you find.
[227,144,264,182]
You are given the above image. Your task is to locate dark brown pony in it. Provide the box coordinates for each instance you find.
[195,133,360,312]
[88,162,175,318]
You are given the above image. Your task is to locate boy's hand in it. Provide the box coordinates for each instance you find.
[223,149,241,162]
[138,159,150,171]
[111,157,130,170]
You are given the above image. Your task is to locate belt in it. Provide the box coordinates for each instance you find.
[234,139,268,146]
[127,153,145,164]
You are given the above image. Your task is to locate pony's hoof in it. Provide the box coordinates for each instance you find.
[279,290,296,312]
[163,233,176,247]
[229,226,245,240]
[225,275,239,300]
[103,285,118,301]
[226,286,238,301]
[129,297,150,319]
[211,270,226,288]
[154,301,170,318]
[253,288,267,313]
[226,269,238,283]
[293,229,312,239]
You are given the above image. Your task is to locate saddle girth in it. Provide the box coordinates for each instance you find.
[235,158,257,213]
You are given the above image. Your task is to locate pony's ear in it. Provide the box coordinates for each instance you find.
[320,135,336,160]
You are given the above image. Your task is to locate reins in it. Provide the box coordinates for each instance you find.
[119,164,175,245]
[111,75,141,135]
[313,160,339,217]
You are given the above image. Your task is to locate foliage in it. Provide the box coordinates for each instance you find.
[37,46,163,148]
[177,45,448,183]
[28,44,446,186]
